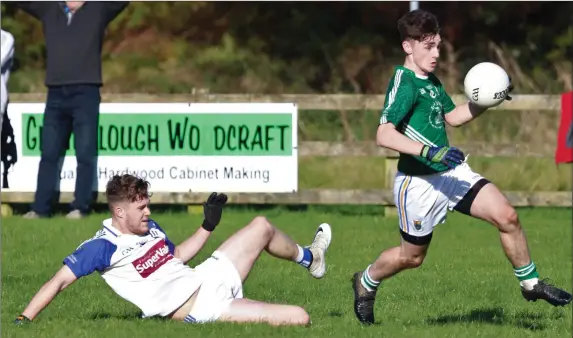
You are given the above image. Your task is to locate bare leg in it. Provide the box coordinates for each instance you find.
[351,237,429,325]
[467,182,572,306]
[468,183,531,268]
[213,216,330,326]
[218,298,310,326]
[368,239,430,281]
[216,216,301,282]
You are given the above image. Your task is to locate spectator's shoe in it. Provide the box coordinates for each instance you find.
[22,211,40,219]
[307,223,332,279]
[352,271,377,325]
[521,279,573,307]
[66,210,84,219]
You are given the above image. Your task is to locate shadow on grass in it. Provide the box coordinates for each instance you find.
[328,311,344,318]
[90,312,150,321]
[425,307,547,331]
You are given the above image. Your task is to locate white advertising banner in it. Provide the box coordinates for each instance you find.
[1,102,298,193]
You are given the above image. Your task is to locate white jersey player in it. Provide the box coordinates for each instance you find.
[1,29,15,132]
[15,174,332,326]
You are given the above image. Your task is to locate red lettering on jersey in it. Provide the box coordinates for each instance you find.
[132,239,173,278]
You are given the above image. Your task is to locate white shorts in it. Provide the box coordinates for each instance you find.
[393,162,485,238]
[186,250,243,323]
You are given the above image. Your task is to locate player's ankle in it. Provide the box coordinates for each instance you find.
[515,261,539,290]
[520,278,539,291]
[295,245,313,268]
[360,265,380,292]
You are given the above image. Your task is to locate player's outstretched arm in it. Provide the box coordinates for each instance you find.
[444,78,514,127]
[15,265,78,323]
[443,102,489,127]
[173,192,228,264]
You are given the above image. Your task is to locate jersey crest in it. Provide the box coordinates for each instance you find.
[428,101,445,129]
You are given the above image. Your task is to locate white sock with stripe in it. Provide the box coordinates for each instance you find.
[360,265,380,292]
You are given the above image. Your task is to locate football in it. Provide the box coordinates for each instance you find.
[463,62,511,108]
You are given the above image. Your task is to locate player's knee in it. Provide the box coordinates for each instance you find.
[400,253,425,269]
[251,216,274,237]
[292,307,310,326]
[494,205,520,231]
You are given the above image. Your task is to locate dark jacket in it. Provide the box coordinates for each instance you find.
[14,1,129,87]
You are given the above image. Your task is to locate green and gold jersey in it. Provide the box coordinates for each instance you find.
[380,66,456,176]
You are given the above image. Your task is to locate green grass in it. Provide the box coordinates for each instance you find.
[2,208,572,337]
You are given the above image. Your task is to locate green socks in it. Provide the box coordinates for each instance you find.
[514,261,539,290]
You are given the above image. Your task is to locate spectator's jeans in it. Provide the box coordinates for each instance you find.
[32,85,100,216]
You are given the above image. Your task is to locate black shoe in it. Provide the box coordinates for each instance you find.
[351,271,377,325]
[521,279,573,307]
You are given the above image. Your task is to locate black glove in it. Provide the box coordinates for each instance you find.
[201,192,228,231]
[506,75,514,101]
[14,315,31,325]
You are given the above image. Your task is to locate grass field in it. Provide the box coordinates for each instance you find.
[2,207,572,338]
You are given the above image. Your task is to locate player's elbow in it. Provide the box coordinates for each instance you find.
[173,247,181,260]
[376,123,396,147]
[53,265,78,291]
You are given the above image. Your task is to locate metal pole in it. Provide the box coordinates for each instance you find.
[410,1,419,11]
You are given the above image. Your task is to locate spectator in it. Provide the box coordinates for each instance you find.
[13,1,129,219]
[1,29,15,133]
[1,29,18,190]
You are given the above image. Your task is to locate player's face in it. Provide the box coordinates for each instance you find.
[408,34,441,74]
[124,197,151,235]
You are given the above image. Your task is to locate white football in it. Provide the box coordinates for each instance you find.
[463,62,511,108]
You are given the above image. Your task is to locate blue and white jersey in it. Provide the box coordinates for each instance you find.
[63,218,202,318]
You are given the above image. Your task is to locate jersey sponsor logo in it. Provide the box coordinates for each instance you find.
[132,239,173,278]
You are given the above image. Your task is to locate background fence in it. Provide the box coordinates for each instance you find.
[2,93,569,211]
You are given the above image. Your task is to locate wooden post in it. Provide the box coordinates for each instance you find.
[1,204,13,218]
[384,156,399,217]
[187,205,203,215]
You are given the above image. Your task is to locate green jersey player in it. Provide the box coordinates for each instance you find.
[351,9,572,325]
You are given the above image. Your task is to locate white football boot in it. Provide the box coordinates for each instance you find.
[307,223,332,279]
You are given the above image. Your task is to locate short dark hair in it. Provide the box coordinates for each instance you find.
[105,174,151,205]
[397,9,440,42]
